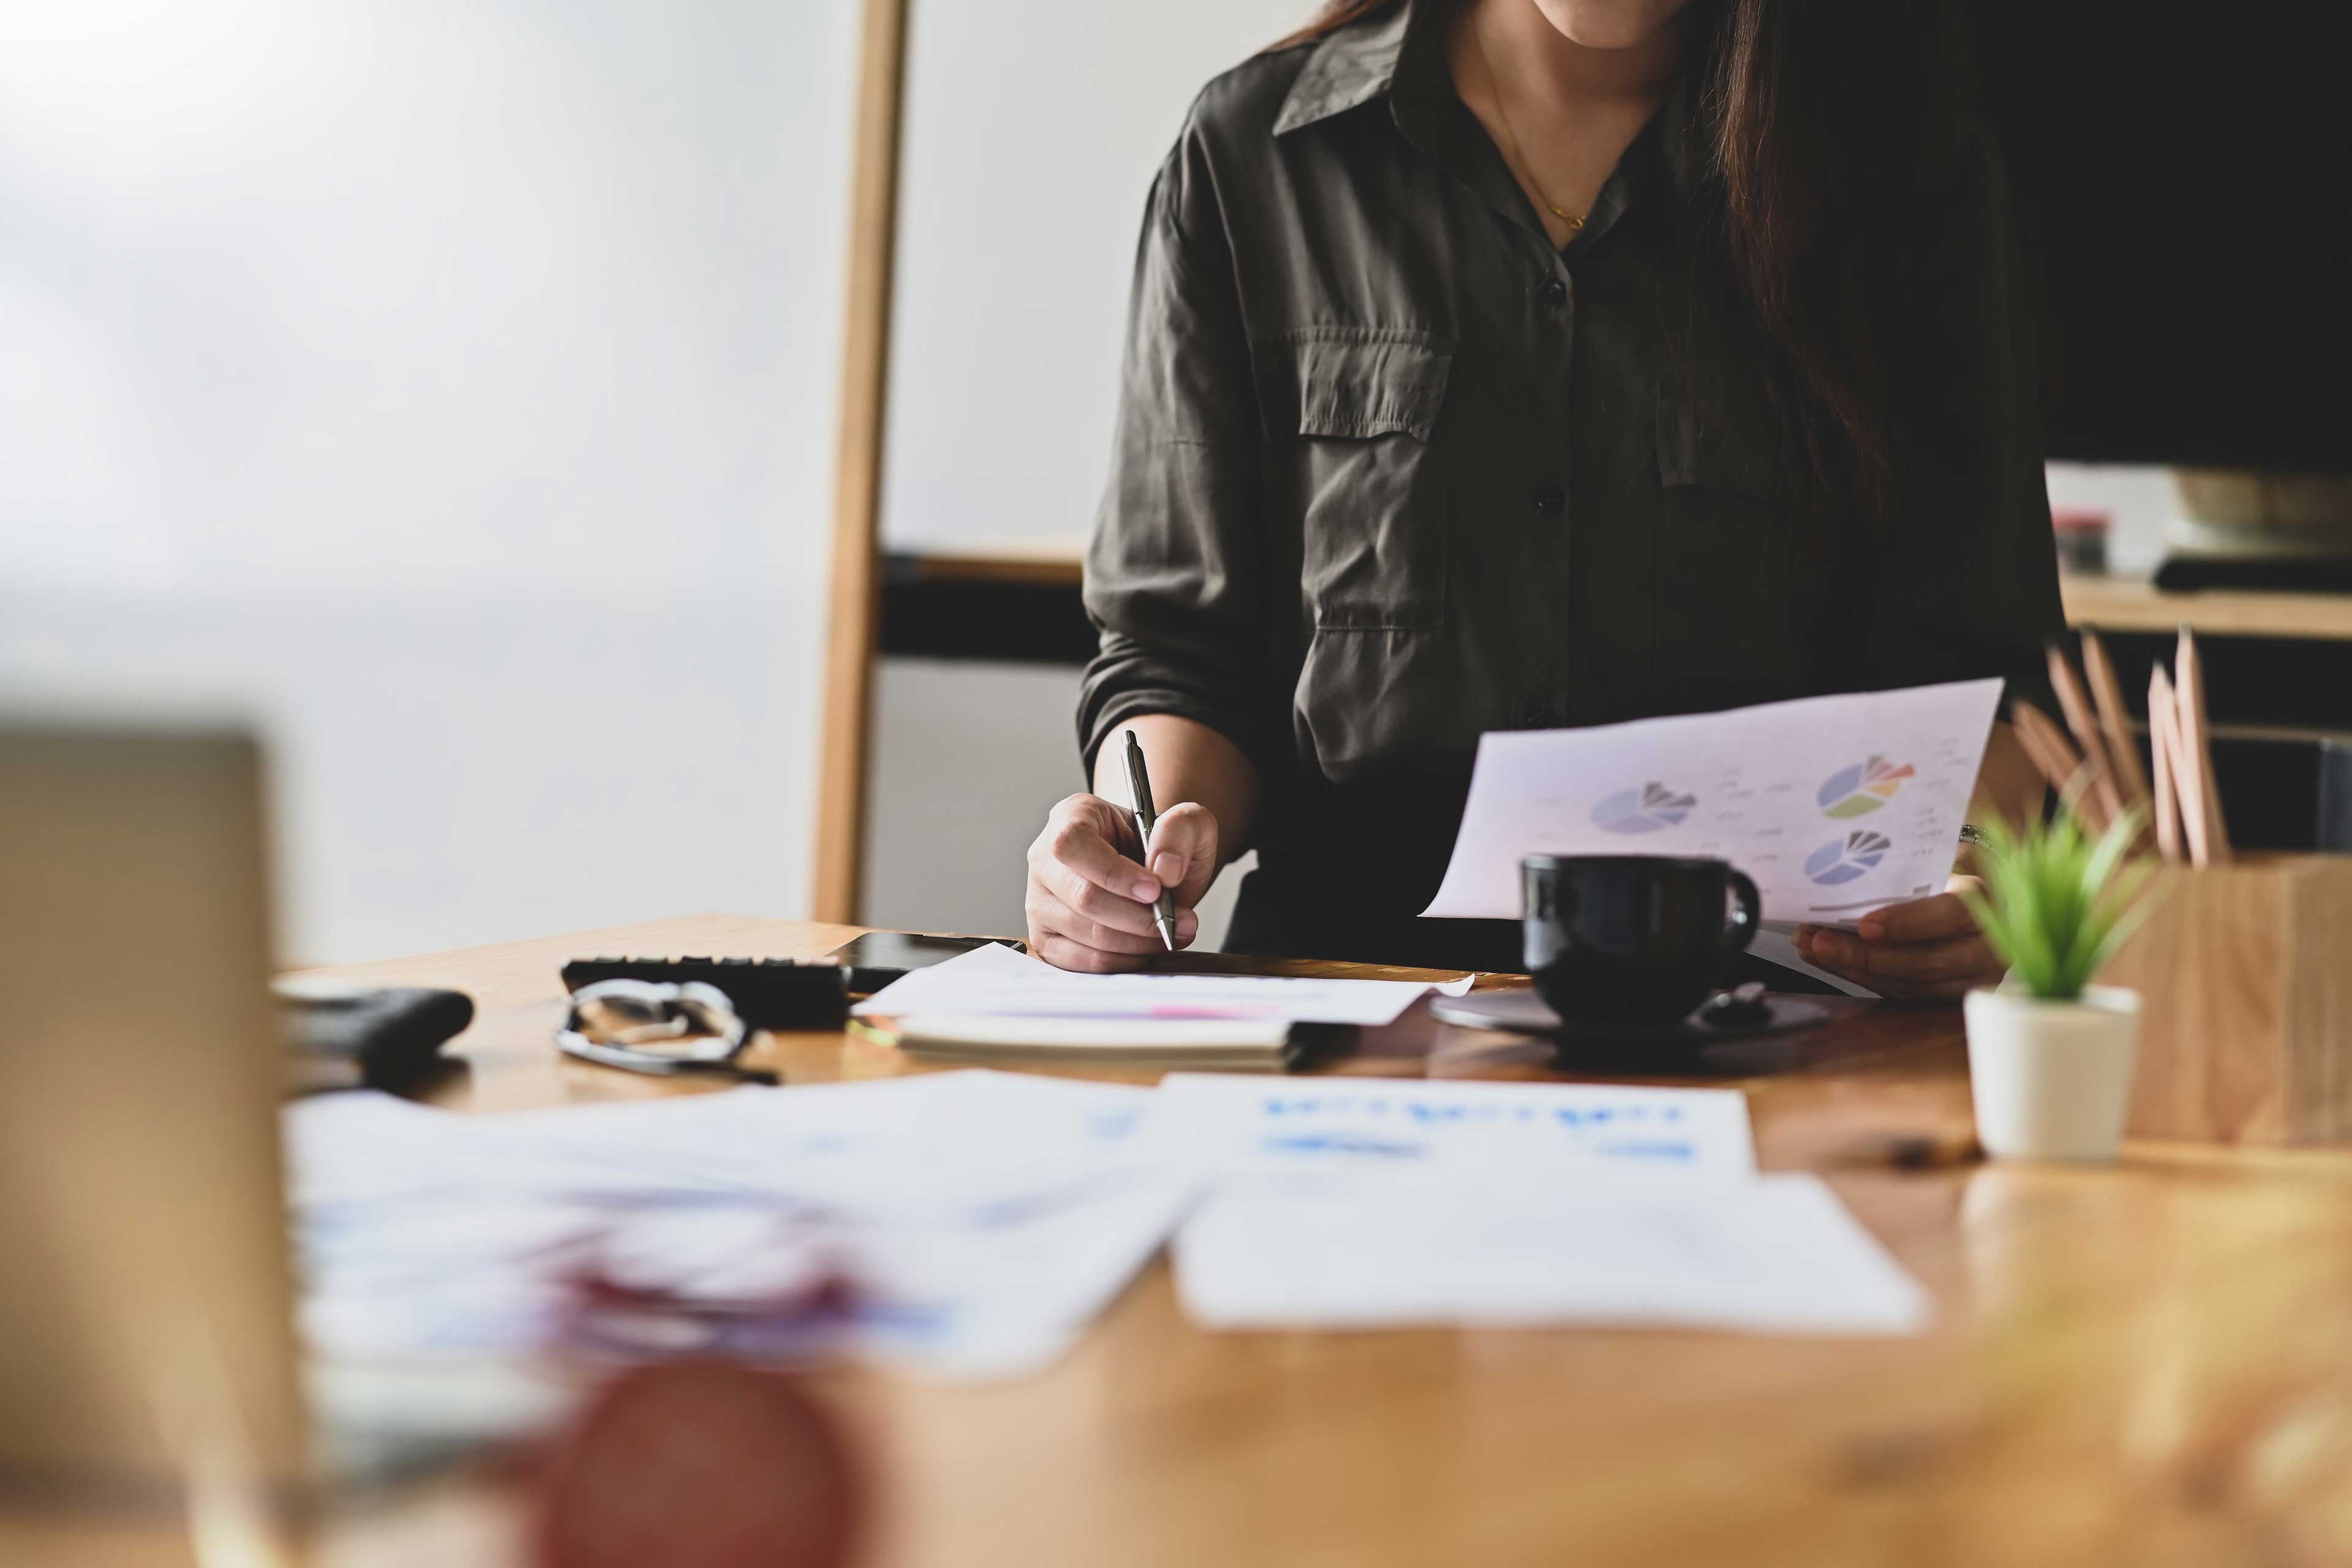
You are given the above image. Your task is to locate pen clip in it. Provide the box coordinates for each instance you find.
[1122,731,1158,824]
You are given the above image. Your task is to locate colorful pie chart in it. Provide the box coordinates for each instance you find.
[1591,782,1697,834]
[1804,830,1893,885]
[1816,756,1916,818]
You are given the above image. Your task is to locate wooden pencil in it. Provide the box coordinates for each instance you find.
[2013,725,2065,799]
[2175,628,2232,864]
[2010,701,2084,806]
[2147,666,2184,864]
[2011,699,2108,829]
[2161,664,2212,866]
[2046,641,2130,827]
[2078,630,2151,809]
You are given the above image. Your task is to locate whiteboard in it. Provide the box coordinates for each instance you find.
[879,0,1300,551]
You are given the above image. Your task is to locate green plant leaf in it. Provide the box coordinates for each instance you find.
[1963,797,2155,1001]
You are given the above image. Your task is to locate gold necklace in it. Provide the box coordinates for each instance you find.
[1469,15,1585,233]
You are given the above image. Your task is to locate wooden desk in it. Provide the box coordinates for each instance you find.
[18,914,2352,1567]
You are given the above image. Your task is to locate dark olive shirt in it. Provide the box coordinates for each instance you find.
[1077,0,2063,970]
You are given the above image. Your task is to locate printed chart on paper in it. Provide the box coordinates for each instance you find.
[1422,679,2004,927]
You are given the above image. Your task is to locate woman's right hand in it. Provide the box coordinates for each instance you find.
[1025,792,1219,972]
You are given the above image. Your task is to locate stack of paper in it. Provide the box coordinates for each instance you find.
[1137,1074,1930,1338]
[287,1071,1191,1378]
[876,1013,1308,1071]
[288,1068,1931,1383]
[851,943,1472,1069]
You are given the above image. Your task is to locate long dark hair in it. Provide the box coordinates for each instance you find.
[1278,0,1953,518]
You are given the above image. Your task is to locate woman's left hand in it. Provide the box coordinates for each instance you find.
[1795,876,2005,1000]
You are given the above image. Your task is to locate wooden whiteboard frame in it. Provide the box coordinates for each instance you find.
[813,0,912,922]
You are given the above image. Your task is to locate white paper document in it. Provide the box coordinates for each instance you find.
[853,941,1469,1028]
[1175,1174,1931,1336]
[288,1071,1194,1378]
[1132,1072,1757,1182]
[1746,928,1879,999]
[1422,679,2004,926]
[292,1067,1923,1371]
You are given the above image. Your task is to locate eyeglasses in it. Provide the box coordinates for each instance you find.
[557,979,776,1084]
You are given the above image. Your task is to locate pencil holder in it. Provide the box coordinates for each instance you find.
[2097,854,2352,1145]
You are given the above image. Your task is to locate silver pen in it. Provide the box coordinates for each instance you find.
[1121,730,1178,951]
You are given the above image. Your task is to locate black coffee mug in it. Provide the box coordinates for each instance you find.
[1523,855,1761,1023]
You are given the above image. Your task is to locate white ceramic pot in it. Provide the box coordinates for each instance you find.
[1963,985,2143,1163]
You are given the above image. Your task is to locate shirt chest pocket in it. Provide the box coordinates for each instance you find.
[1280,327,1454,631]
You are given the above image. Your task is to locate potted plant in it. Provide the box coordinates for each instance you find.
[1958,808,2155,1163]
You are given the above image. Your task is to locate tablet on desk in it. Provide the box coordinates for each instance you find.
[828,932,1006,996]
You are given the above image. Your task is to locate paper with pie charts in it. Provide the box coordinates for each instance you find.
[1422,679,2005,927]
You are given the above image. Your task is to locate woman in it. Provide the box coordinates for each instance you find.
[1025,0,2057,995]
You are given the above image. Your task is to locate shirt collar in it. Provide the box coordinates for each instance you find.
[1273,0,1709,212]
[1271,1,1415,138]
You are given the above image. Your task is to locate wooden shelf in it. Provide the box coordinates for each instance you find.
[887,539,1085,587]
[2063,573,2352,641]
[874,551,2352,666]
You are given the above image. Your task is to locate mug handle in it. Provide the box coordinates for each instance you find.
[1722,870,1760,954]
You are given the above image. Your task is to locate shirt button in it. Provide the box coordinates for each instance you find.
[1540,279,1567,308]
[1531,484,1565,516]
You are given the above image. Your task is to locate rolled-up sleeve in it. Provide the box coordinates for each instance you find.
[1856,118,2065,712]
[1076,118,1284,795]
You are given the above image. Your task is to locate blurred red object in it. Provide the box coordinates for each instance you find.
[2051,504,2112,574]
[535,1360,862,1568]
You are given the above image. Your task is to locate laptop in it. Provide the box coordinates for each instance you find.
[0,724,307,1498]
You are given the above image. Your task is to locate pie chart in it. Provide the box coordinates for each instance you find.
[1804,830,1893,885]
[1816,756,1916,819]
[1591,782,1697,834]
